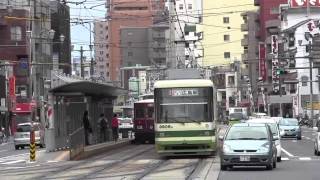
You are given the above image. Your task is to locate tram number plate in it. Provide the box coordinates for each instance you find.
[240,156,250,162]
[137,125,143,129]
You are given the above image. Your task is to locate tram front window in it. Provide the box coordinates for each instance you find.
[156,87,213,123]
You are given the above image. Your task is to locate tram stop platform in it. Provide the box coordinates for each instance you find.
[73,138,133,160]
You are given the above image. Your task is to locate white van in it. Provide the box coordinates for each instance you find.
[246,118,282,162]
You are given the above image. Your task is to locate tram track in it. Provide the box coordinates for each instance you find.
[23,144,153,180]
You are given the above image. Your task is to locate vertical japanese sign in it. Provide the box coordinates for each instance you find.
[9,76,16,97]
[259,43,266,81]
[271,35,279,90]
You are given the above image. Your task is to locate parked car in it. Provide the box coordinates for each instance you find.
[246,118,282,162]
[219,123,277,170]
[118,118,133,130]
[279,118,301,140]
[14,122,45,150]
[228,113,248,125]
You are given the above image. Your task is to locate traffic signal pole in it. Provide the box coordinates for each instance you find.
[309,40,314,127]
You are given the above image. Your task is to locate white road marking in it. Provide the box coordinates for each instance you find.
[281,157,290,161]
[0,149,45,161]
[0,149,9,153]
[281,147,294,157]
[1,160,26,165]
[299,157,311,161]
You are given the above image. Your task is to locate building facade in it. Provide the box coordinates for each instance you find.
[202,0,256,66]
[107,0,154,82]
[94,20,110,81]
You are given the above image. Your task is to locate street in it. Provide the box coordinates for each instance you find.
[0,126,318,180]
[218,126,320,180]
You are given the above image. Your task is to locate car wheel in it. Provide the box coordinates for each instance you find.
[220,164,227,171]
[21,146,25,149]
[15,145,19,150]
[39,143,45,148]
[266,163,273,170]
[277,156,281,162]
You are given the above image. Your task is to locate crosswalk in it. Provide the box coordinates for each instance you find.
[0,150,46,166]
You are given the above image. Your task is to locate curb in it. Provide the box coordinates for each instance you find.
[47,146,70,152]
[74,139,132,160]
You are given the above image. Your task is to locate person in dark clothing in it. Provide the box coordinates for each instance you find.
[83,110,92,145]
[111,114,119,142]
[99,113,108,142]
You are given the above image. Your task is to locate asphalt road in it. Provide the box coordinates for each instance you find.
[218,126,320,180]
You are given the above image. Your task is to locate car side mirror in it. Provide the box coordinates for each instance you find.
[218,135,224,141]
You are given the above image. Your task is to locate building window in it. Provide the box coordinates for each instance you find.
[128,42,132,47]
[185,42,189,48]
[224,34,230,42]
[128,32,133,36]
[224,52,230,59]
[107,72,109,77]
[223,17,229,24]
[128,52,133,56]
[301,76,308,86]
[179,4,183,10]
[106,63,109,67]
[100,51,103,55]
[188,4,192,10]
[100,72,104,76]
[10,26,22,41]
[99,65,104,69]
[106,53,109,58]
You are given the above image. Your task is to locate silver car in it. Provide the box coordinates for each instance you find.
[220,123,277,170]
[14,122,45,150]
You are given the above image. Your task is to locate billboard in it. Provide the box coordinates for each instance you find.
[259,43,267,81]
[271,35,279,90]
[9,76,16,97]
[289,0,320,7]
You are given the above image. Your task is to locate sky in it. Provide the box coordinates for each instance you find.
[68,0,106,59]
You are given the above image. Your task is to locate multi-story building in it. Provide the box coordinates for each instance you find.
[50,1,71,74]
[71,57,91,79]
[202,0,255,66]
[107,0,154,82]
[94,21,110,81]
[167,0,203,68]
[279,2,320,120]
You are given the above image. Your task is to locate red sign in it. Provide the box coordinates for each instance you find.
[9,76,16,97]
[290,0,320,7]
[15,103,33,113]
[259,43,267,81]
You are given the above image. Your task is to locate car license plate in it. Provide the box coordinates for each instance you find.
[240,156,250,162]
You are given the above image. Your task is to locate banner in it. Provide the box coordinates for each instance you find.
[271,35,279,90]
[259,43,267,81]
[289,0,320,7]
[9,76,16,97]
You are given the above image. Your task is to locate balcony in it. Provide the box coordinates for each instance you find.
[242,53,248,62]
[241,23,248,32]
[265,19,281,33]
[153,42,166,48]
[152,32,165,39]
[254,0,260,6]
[241,38,248,46]
[151,51,166,59]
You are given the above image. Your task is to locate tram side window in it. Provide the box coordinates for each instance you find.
[148,107,154,118]
[135,109,145,118]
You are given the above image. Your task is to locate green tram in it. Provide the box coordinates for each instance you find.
[154,79,217,156]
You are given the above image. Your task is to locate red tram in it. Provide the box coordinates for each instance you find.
[133,99,154,143]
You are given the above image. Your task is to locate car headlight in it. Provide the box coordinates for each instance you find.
[223,144,232,153]
[258,142,270,153]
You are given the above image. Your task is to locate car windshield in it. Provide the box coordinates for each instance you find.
[279,119,298,126]
[16,125,31,132]
[225,126,268,140]
[229,113,244,120]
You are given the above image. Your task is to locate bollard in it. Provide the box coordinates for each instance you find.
[30,124,36,161]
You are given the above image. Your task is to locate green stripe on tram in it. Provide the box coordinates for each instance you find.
[155,130,215,138]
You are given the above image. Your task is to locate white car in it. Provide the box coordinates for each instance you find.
[246,118,282,162]
[314,127,320,156]
[118,118,133,130]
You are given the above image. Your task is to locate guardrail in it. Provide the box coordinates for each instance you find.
[69,127,85,160]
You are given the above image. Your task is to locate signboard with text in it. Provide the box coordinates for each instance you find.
[289,0,320,7]
[259,43,266,81]
[271,35,279,90]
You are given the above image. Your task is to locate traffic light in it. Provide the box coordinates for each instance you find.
[276,68,287,75]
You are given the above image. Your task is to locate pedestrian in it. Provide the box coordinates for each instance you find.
[83,110,92,145]
[99,113,108,142]
[111,114,119,142]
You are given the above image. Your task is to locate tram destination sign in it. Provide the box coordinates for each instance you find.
[170,88,199,97]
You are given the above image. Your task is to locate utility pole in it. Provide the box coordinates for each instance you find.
[80,46,84,78]
[309,40,314,126]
